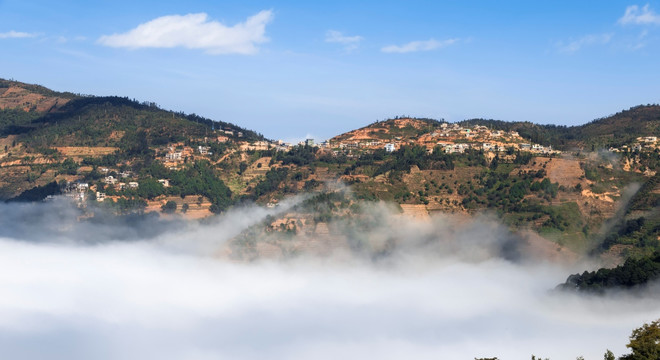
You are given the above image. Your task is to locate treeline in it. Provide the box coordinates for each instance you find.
[559,251,660,293]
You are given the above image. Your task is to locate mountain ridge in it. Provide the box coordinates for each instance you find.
[1,78,658,266]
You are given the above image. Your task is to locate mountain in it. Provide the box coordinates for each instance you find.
[1,79,659,265]
[0,79,263,147]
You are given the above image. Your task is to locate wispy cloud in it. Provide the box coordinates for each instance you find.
[98,10,273,55]
[325,30,363,51]
[619,4,660,25]
[556,33,613,53]
[0,30,38,39]
[381,38,459,54]
[629,29,649,50]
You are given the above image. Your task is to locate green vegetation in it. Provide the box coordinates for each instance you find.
[253,168,289,198]
[598,217,660,255]
[161,200,177,214]
[167,161,233,213]
[473,319,660,359]
[620,319,660,360]
[559,251,660,293]
[272,144,317,166]
[7,181,61,202]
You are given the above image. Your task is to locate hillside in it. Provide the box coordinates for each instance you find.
[330,117,446,143]
[0,79,659,267]
[0,79,77,112]
[0,79,263,145]
[459,104,660,150]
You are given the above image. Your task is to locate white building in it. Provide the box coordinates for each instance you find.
[165,152,182,161]
[384,143,396,152]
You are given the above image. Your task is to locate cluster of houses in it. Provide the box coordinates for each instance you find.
[608,136,658,153]
[327,122,557,156]
[436,142,555,154]
[426,123,520,140]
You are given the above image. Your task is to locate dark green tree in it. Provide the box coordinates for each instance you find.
[620,319,660,360]
[161,200,177,214]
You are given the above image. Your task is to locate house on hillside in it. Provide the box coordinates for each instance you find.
[166,152,183,161]
[158,179,170,187]
[104,176,117,185]
[128,182,139,189]
[385,143,396,152]
[198,146,210,155]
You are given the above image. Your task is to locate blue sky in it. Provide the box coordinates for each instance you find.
[1,0,660,141]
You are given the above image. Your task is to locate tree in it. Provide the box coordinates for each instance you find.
[161,200,177,214]
[604,349,615,360]
[182,203,189,213]
[137,178,165,199]
[620,319,660,360]
[239,162,248,175]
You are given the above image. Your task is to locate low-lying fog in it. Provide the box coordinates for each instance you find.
[0,198,657,360]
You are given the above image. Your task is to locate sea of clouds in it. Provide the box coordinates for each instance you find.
[0,198,657,360]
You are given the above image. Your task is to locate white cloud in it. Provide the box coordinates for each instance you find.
[0,30,37,39]
[98,10,273,55]
[556,33,613,53]
[381,38,459,53]
[619,4,660,25]
[325,30,363,51]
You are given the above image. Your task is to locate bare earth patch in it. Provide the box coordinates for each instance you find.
[55,147,118,157]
